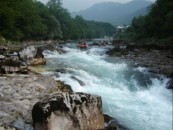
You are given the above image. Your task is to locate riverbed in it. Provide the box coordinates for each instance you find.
[42,42,172,130]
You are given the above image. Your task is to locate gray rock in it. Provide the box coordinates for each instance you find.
[43,44,66,54]
[12,118,33,130]
[0,46,7,55]
[104,114,128,130]
[0,74,61,127]
[0,55,5,59]
[71,76,85,86]
[106,45,173,78]
[18,46,37,64]
[18,46,46,66]
[56,81,73,92]
[0,58,28,74]
[0,126,15,130]
[32,92,104,130]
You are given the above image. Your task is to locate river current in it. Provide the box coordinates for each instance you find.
[42,42,172,130]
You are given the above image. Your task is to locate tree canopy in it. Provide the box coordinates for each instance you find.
[124,0,173,43]
[0,0,115,41]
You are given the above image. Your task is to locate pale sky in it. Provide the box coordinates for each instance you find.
[39,0,155,12]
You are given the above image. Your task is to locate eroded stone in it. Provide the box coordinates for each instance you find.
[32,92,104,130]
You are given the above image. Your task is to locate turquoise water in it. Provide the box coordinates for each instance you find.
[42,43,172,130]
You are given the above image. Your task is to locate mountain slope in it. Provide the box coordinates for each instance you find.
[119,6,150,25]
[72,0,152,26]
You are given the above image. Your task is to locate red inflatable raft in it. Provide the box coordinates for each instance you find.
[77,43,88,48]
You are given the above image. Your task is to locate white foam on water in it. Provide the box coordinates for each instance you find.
[43,50,60,58]
[43,46,172,130]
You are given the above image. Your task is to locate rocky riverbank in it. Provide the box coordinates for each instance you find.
[2,40,171,129]
[0,73,105,130]
[0,42,74,129]
[0,43,123,130]
[106,40,173,89]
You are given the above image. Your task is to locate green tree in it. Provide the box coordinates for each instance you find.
[0,0,47,40]
[125,0,173,42]
[47,15,62,39]
[0,0,115,41]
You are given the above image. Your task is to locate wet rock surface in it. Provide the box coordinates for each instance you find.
[43,44,66,54]
[90,41,111,46]
[32,92,104,130]
[104,114,128,130]
[0,43,67,74]
[56,81,73,92]
[71,76,85,86]
[106,43,173,78]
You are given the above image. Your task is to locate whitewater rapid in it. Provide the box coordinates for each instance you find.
[42,44,172,130]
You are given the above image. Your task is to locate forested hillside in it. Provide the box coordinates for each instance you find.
[0,0,115,41]
[124,0,173,45]
[72,0,152,26]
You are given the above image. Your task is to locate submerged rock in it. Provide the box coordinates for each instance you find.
[104,114,128,130]
[167,78,173,89]
[90,42,101,46]
[55,68,67,73]
[43,44,66,54]
[55,68,73,74]
[71,76,85,86]
[32,92,104,130]
[56,81,73,92]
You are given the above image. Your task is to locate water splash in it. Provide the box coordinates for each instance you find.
[42,45,172,130]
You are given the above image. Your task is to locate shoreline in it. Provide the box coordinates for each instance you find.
[107,48,173,77]
[0,43,115,130]
[0,41,172,129]
[106,42,173,89]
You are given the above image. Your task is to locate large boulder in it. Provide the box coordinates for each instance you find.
[18,46,46,66]
[32,92,104,130]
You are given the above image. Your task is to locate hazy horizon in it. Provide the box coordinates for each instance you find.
[39,0,156,12]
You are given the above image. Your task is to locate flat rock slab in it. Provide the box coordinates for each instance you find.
[0,73,60,126]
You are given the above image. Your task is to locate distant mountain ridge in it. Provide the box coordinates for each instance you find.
[72,0,153,26]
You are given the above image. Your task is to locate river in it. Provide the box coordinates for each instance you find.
[42,42,172,130]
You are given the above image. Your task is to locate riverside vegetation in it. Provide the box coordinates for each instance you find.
[0,0,173,130]
[0,0,114,41]
[115,0,173,48]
